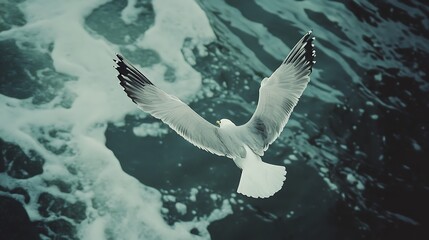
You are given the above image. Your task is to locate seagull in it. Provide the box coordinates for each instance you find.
[114,31,315,198]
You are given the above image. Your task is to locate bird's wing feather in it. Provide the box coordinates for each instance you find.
[114,54,234,157]
[238,31,315,155]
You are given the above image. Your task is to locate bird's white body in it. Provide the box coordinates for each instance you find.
[235,145,286,198]
[114,31,315,198]
[218,118,286,198]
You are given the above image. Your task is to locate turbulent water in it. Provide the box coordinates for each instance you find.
[1,0,428,239]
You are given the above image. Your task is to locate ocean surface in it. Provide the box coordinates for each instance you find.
[1,0,428,239]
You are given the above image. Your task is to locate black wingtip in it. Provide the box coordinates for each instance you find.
[113,53,155,105]
[116,53,123,60]
[303,31,316,71]
[283,30,316,74]
[114,54,154,86]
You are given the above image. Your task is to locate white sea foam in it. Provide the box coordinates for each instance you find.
[0,0,231,239]
[133,122,168,137]
[136,0,216,98]
[175,202,188,215]
[121,0,144,24]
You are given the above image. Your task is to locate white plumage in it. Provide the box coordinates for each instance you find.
[114,31,315,198]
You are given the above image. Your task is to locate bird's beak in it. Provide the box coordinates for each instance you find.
[216,120,221,126]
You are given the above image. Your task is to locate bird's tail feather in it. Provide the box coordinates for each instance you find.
[237,159,286,198]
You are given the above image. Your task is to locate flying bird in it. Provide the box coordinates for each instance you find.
[114,31,315,198]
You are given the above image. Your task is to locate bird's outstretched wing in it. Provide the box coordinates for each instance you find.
[114,54,234,157]
[238,31,315,156]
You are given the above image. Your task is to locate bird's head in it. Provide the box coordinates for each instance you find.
[216,119,236,128]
